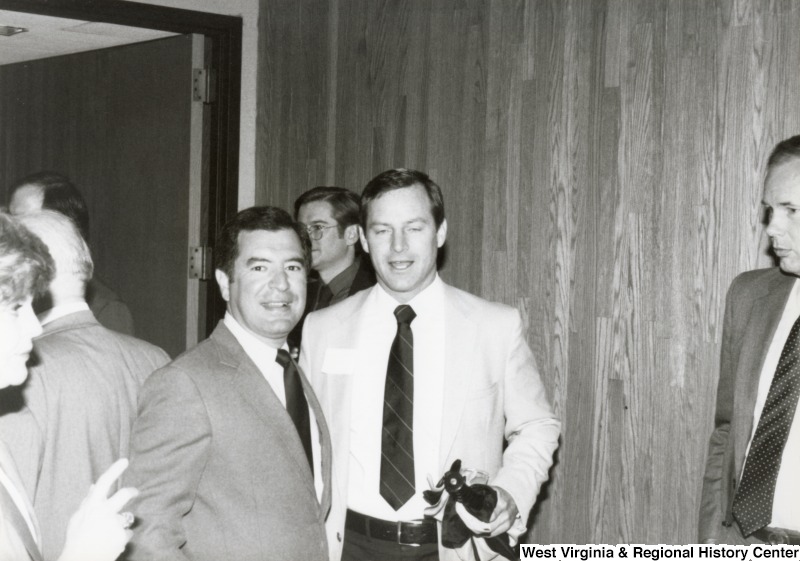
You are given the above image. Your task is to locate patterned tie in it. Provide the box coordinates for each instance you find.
[732,314,800,537]
[276,349,314,474]
[380,304,417,510]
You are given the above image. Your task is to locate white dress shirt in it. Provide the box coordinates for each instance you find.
[224,313,324,501]
[347,276,445,521]
[744,278,800,531]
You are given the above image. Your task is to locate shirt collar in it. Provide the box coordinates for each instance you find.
[223,312,286,362]
[373,274,444,318]
[38,301,90,326]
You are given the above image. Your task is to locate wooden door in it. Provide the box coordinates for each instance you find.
[0,34,202,358]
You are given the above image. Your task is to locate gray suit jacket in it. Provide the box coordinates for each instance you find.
[699,267,795,543]
[0,310,169,560]
[300,282,560,561]
[0,441,42,561]
[125,322,332,561]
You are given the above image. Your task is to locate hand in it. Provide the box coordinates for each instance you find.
[58,458,140,561]
[423,473,448,519]
[487,486,519,537]
[454,485,520,538]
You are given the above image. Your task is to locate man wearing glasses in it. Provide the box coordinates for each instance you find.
[290,187,375,348]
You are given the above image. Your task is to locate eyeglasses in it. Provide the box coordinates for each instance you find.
[304,224,338,241]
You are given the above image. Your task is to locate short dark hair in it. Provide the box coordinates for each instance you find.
[10,172,90,241]
[360,169,445,229]
[0,213,55,307]
[215,206,311,279]
[767,135,800,173]
[294,186,360,235]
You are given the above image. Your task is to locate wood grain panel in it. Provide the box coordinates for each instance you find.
[0,36,194,358]
[256,0,800,543]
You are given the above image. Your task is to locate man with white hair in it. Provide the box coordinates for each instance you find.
[0,210,169,561]
[7,172,135,335]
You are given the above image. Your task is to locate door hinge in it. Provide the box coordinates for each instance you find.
[189,246,213,280]
[192,68,216,104]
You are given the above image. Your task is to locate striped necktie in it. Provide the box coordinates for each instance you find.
[380,304,417,510]
[732,313,800,537]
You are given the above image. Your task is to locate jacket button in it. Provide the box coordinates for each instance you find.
[337,532,342,542]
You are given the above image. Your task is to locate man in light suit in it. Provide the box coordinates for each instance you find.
[124,206,332,561]
[301,169,561,561]
[700,137,800,545]
[0,211,169,561]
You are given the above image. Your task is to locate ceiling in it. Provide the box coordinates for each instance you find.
[0,10,178,66]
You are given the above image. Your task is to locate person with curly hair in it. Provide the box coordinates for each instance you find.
[0,213,138,561]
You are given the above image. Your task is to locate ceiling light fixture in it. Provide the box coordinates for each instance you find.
[0,25,28,37]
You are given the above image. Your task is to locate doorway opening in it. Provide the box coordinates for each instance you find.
[0,0,242,355]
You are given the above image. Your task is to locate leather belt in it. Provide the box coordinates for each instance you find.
[345,509,438,546]
[753,527,800,545]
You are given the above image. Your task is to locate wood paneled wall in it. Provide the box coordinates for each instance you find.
[256,0,800,543]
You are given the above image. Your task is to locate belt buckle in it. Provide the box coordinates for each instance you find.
[767,528,789,545]
[396,520,423,547]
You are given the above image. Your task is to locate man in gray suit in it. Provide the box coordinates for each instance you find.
[700,136,800,545]
[0,210,169,561]
[125,206,331,561]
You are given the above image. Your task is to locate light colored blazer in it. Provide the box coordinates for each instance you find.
[0,441,42,561]
[0,310,168,561]
[699,267,795,543]
[300,282,561,561]
[124,322,332,561]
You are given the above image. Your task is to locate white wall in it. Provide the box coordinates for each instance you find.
[130,0,258,209]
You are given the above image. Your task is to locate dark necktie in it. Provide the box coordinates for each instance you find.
[732,314,800,537]
[276,349,314,474]
[380,304,417,510]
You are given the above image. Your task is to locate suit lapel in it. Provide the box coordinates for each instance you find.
[0,443,42,561]
[296,358,333,516]
[211,324,320,501]
[439,286,479,470]
[732,271,794,475]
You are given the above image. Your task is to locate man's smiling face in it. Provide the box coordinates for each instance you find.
[215,228,307,347]
[360,184,446,303]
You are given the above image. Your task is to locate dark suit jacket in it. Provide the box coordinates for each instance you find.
[346,255,377,298]
[86,278,135,336]
[699,267,795,543]
[125,322,332,561]
[0,310,169,560]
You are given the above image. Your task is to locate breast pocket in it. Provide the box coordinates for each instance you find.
[467,382,498,401]
[457,382,502,472]
[463,382,501,437]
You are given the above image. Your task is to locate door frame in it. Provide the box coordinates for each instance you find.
[0,0,241,338]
